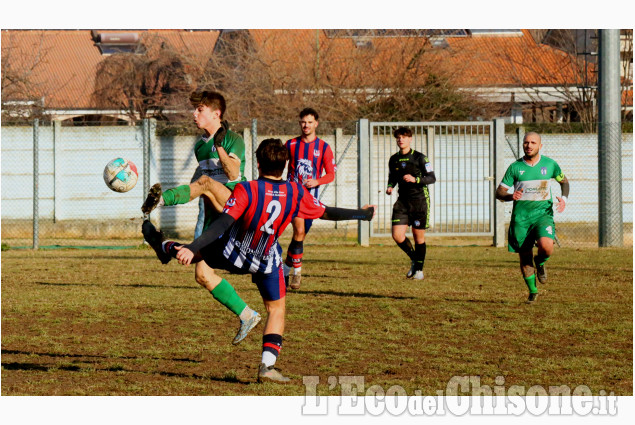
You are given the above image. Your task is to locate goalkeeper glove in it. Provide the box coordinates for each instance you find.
[213,120,229,148]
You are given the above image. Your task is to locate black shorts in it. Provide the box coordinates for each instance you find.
[391,196,430,229]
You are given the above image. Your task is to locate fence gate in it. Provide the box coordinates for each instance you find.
[368,121,495,237]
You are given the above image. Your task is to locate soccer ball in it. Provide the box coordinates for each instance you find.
[103,158,138,193]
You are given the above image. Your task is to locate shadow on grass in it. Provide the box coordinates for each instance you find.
[22,254,154,260]
[296,289,415,300]
[34,281,197,290]
[1,361,249,384]
[442,297,515,305]
[1,349,199,363]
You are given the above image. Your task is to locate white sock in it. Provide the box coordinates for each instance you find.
[239,306,254,321]
[261,351,277,367]
[294,267,302,275]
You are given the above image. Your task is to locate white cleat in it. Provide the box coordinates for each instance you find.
[412,270,424,280]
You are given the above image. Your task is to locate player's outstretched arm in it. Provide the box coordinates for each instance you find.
[181,213,236,257]
[320,205,376,221]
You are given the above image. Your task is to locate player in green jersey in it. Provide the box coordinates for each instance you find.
[495,132,570,303]
[141,90,259,343]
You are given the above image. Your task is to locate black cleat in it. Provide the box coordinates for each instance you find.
[534,257,547,284]
[141,183,163,215]
[526,292,538,304]
[142,220,171,264]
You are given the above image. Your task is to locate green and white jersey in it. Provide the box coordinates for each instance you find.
[500,155,565,222]
[194,129,246,190]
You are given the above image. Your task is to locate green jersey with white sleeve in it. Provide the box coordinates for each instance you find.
[194,129,246,190]
[499,155,565,223]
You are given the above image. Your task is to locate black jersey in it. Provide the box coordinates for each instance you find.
[387,149,436,199]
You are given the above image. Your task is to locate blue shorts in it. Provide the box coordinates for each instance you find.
[252,265,286,301]
[201,236,286,301]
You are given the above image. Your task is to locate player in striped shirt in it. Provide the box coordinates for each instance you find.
[283,108,336,289]
[142,138,375,382]
[496,132,569,303]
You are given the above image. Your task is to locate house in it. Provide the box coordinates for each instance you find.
[1,29,219,122]
[3,28,628,124]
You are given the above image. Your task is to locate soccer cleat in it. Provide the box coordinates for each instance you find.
[257,363,291,383]
[534,258,547,284]
[526,292,538,303]
[412,270,424,280]
[232,311,261,345]
[406,260,416,278]
[289,271,302,290]
[141,220,171,264]
[141,183,163,215]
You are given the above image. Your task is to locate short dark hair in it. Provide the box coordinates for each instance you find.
[189,90,226,119]
[299,107,319,121]
[393,126,412,138]
[256,138,289,178]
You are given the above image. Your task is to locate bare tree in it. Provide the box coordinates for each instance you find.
[194,30,494,132]
[92,33,196,122]
[1,31,67,120]
[497,30,599,131]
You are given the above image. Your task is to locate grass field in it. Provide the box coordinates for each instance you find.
[1,243,632,396]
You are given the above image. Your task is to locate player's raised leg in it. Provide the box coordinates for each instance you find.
[141,175,232,216]
[193,261,261,345]
[142,220,261,343]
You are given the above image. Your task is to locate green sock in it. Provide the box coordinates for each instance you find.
[524,274,538,294]
[210,279,247,316]
[535,254,550,266]
[162,185,191,206]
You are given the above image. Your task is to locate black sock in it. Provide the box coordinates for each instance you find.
[285,239,304,267]
[262,333,283,367]
[414,242,426,271]
[396,238,415,260]
[163,241,183,258]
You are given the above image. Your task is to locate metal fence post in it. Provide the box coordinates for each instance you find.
[251,119,258,180]
[358,119,370,246]
[516,126,525,159]
[53,120,61,223]
[32,119,39,249]
[493,118,506,247]
[142,118,150,209]
[334,127,342,213]
[598,29,623,247]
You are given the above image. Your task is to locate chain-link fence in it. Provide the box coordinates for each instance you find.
[2,120,632,248]
[1,119,360,248]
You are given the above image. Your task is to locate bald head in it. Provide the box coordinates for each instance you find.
[523,131,542,143]
[522,131,542,160]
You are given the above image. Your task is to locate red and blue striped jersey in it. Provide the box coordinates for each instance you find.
[285,137,336,199]
[221,177,326,274]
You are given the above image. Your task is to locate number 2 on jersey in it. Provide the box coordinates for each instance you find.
[260,200,282,234]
